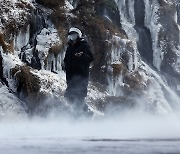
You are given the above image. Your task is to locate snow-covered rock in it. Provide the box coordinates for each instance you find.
[0,82,27,120]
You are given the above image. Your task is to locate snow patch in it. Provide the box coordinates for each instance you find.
[65,0,74,10]
[2,53,24,78]
[0,83,27,120]
[31,70,66,97]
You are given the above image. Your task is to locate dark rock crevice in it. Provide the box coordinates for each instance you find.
[95,0,121,28]
[0,53,8,86]
[134,0,153,64]
[177,4,180,25]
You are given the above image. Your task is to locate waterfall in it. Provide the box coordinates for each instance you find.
[140,62,180,113]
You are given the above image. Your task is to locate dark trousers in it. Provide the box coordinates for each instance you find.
[64,75,88,109]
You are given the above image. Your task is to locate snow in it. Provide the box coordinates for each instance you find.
[65,0,74,11]
[0,0,32,27]
[2,53,24,78]
[31,69,108,105]
[87,84,108,102]
[0,83,27,120]
[31,70,66,97]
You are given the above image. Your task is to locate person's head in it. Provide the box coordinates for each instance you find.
[68,27,82,43]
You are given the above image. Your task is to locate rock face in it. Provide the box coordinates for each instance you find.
[0,0,180,118]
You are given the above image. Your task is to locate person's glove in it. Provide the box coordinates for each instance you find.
[75,52,83,57]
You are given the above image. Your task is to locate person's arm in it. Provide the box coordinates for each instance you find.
[75,43,94,63]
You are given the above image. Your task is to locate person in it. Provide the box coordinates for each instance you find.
[63,27,94,114]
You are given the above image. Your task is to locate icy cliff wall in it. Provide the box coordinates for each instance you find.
[0,0,180,118]
[116,0,180,93]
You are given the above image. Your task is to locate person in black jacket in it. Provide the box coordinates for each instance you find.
[63,27,94,113]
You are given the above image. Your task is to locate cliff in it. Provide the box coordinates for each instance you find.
[0,0,180,119]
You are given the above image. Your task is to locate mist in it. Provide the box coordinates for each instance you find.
[1,110,180,140]
[1,105,180,154]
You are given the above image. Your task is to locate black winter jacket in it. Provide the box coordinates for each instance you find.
[64,38,94,82]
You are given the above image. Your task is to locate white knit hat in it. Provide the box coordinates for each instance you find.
[68,27,82,38]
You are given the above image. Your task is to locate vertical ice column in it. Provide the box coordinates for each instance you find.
[106,36,124,96]
[144,0,163,70]
[46,52,64,72]
[115,0,139,71]
[115,0,137,40]
[107,70,124,96]
[14,25,30,56]
[107,36,139,96]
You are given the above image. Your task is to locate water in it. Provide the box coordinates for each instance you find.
[1,138,180,154]
[1,113,180,154]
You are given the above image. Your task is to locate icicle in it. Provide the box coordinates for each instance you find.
[35,27,61,70]
[144,0,163,70]
[116,0,137,40]
[108,70,124,97]
[14,25,30,56]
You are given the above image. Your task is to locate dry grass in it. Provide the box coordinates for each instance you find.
[111,63,126,77]
[11,65,42,112]
[0,32,7,50]
[57,25,68,47]
[50,9,68,48]
[0,32,13,53]
[11,65,40,96]
[49,43,62,57]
